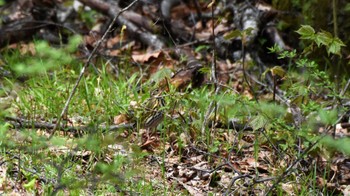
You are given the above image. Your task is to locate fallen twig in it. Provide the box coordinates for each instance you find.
[5,116,134,135]
[79,0,165,50]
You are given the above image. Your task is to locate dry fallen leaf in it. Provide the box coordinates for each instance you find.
[113,114,129,125]
[132,50,163,63]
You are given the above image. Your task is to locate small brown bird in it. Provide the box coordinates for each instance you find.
[143,89,165,131]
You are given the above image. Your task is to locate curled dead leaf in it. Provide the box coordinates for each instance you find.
[113,114,129,125]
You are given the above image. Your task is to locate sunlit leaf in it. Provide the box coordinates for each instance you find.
[23,178,36,190]
[207,0,216,8]
[243,27,255,36]
[328,37,346,56]
[315,31,333,47]
[195,45,210,52]
[121,24,127,33]
[296,25,315,40]
[224,30,242,40]
[249,115,268,130]
[344,3,350,12]
[270,66,286,78]
[199,67,210,74]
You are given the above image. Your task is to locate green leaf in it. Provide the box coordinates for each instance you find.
[243,27,255,36]
[301,43,315,55]
[224,30,242,40]
[207,0,216,8]
[344,3,350,12]
[315,31,333,47]
[24,178,36,190]
[296,25,315,40]
[127,73,139,85]
[249,115,268,130]
[199,67,210,74]
[267,44,281,53]
[270,66,286,78]
[209,145,219,153]
[328,37,346,56]
[195,45,210,52]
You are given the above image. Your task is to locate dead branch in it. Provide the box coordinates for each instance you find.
[5,116,134,135]
[79,0,165,50]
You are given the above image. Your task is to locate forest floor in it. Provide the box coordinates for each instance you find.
[1,0,350,195]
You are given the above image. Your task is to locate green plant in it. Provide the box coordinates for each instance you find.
[296,25,345,56]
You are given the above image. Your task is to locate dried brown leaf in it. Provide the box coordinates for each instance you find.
[132,50,163,63]
[113,114,129,125]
